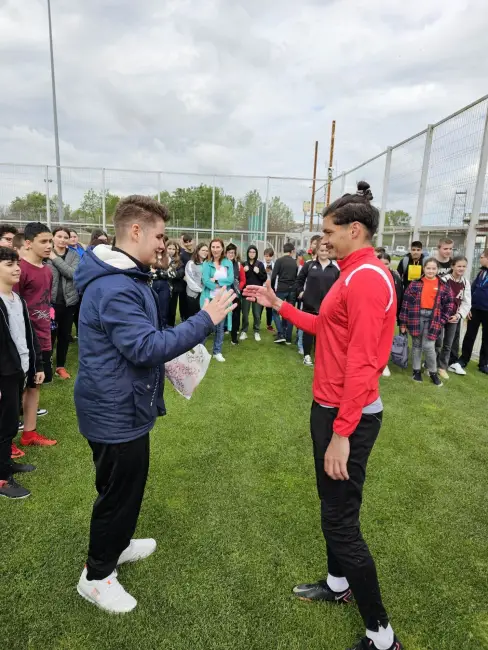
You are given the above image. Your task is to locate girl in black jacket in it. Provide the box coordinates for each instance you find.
[161,240,185,327]
[295,243,340,366]
[240,245,267,341]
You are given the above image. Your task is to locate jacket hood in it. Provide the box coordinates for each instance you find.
[74,245,149,295]
[246,245,259,264]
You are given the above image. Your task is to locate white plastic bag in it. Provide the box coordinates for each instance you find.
[165,344,211,400]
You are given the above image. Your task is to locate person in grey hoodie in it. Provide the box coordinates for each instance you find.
[47,227,80,379]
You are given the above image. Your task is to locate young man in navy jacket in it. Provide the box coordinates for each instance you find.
[74,195,235,613]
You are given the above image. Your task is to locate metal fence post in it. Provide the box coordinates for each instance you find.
[101,168,106,231]
[376,147,392,247]
[45,166,51,229]
[263,177,270,248]
[211,177,216,238]
[466,108,488,277]
[340,171,346,195]
[158,172,162,203]
[413,124,434,239]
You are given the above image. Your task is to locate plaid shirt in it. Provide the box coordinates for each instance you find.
[399,278,455,340]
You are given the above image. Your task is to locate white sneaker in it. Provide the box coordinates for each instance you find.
[117,538,156,566]
[213,353,225,362]
[239,332,247,341]
[303,355,313,366]
[254,332,261,342]
[77,567,137,613]
[438,368,450,380]
[382,365,391,377]
[449,363,467,376]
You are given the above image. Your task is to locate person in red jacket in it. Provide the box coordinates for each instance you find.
[244,181,403,650]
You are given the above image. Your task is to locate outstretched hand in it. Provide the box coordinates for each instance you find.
[243,280,280,310]
[202,288,237,325]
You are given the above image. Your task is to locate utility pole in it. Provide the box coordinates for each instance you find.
[47,0,63,222]
[309,141,319,232]
[326,120,336,207]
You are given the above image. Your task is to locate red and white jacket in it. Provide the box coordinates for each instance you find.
[280,247,396,437]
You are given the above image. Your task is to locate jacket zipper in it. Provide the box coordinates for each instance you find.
[150,366,160,408]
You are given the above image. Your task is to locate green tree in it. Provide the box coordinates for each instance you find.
[385,210,411,227]
[267,196,295,232]
[77,189,120,224]
[9,191,70,221]
[235,190,262,230]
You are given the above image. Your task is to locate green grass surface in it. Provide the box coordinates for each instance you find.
[2,333,488,650]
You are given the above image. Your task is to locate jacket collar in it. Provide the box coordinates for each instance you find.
[337,247,376,272]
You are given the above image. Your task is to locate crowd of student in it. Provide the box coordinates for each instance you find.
[1,220,488,502]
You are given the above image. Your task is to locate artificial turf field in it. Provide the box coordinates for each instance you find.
[1,331,487,650]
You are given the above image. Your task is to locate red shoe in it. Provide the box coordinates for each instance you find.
[56,367,71,380]
[11,443,25,459]
[20,431,57,447]
[267,326,274,332]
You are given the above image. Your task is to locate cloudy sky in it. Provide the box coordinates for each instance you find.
[1,0,488,222]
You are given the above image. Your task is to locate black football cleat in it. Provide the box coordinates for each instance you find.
[292,579,353,603]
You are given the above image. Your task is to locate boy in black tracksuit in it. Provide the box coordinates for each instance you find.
[240,245,267,340]
[295,244,340,363]
[271,243,298,343]
[0,246,43,499]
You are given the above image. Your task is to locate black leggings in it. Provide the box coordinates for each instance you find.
[51,304,76,368]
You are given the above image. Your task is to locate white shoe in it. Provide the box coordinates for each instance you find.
[382,365,391,377]
[254,332,261,342]
[117,538,156,566]
[213,353,225,362]
[239,332,247,341]
[303,355,313,366]
[77,567,137,613]
[438,368,450,380]
[449,363,467,376]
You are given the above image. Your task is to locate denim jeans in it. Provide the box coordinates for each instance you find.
[213,320,225,355]
[412,309,437,372]
[273,290,295,341]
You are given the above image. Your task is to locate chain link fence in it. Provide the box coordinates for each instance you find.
[323,94,488,278]
[0,163,326,256]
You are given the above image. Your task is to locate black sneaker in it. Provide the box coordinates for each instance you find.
[37,408,48,417]
[0,477,31,499]
[274,335,286,344]
[479,365,488,375]
[10,462,36,474]
[231,340,239,346]
[429,372,443,387]
[347,636,403,650]
[412,370,423,382]
[292,579,353,603]
[18,421,24,431]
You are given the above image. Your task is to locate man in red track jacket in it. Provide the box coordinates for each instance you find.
[244,182,403,650]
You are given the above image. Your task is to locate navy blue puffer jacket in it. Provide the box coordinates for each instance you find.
[74,245,214,444]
